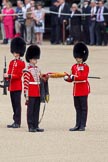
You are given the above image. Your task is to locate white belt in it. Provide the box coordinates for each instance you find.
[74,80,86,83]
[29,82,40,85]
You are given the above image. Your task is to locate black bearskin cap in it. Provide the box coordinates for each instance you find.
[73,42,89,62]
[10,37,26,57]
[25,45,40,62]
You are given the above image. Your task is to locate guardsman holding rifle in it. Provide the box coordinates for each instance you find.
[4,37,26,128]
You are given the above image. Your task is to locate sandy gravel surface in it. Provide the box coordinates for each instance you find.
[0,42,108,162]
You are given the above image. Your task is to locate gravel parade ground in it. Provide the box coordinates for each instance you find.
[0,42,108,162]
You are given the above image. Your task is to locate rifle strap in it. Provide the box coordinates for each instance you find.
[38,102,46,125]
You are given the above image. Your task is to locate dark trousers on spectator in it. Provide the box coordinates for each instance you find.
[71,25,81,43]
[95,22,107,45]
[27,97,40,129]
[56,19,67,44]
[74,96,88,128]
[10,91,22,125]
[50,25,58,44]
[89,21,96,45]
[56,22,62,44]
[82,24,90,44]
[20,23,26,41]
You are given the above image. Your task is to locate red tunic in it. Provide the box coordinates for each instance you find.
[8,59,25,91]
[71,63,90,96]
[23,64,41,97]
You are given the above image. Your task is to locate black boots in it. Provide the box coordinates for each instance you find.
[28,127,44,133]
[1,39,8,44]
[7,123,20,128]
[69,126,85,131]
[69,126,79,131]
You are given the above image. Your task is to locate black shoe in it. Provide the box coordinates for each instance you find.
[69,126,79,131]
[7,123,20,128]
[52,42,61,45]
[29,128,36,132]
[35,128,44,132]
[78,127,85,131]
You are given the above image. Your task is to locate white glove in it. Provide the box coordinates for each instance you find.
[70,75,74,79]
[64,75,69,80]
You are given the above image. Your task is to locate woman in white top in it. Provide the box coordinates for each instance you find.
[33,2,45,45]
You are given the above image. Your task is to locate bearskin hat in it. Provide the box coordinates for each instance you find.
[10,37,26,57]
[25,45,40,63]
[73,42,89,62]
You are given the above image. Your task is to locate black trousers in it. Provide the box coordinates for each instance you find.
[74,96,88,128]
[71,25,81,42]
[56,19,66,44]
[95,22,107,45]
[50,24,58,44]
[82,24,90,44]
[20,23,26,41]
[27,97,40,129]
[10,91,22,125]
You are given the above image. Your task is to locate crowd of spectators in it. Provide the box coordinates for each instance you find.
[0,0,45,45]
[0,0,108,46]
[50,0,108,46]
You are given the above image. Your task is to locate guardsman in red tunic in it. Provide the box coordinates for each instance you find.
[64,42,90,131]
[4,37,26,128]
[23,45,45,132]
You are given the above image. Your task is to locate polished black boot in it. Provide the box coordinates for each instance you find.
[78,127,85,131]
[29,128,36,132]
[69,126,79,131]
[7,123,20,128]
[35,128,44,132]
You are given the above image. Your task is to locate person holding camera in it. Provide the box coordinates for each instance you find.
[33,1,45,45]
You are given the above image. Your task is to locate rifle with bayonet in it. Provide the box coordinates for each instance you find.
[0,56,9,95]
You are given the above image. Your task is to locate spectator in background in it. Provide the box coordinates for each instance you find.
[15,0,26,38]
[2,1,15,43]
[104,0,108,9]
[89,0,97,45]
[25,0,35,45]
[23,0,31,41]
[56,0,70,44]
[0,0,9,44]
[50,0,59,44]
[95,0,108,46]
[69,3,81,44]
[33,1,45,45]
[82,0,91,45]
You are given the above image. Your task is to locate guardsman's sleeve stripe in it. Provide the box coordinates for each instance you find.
[23,71,30,92]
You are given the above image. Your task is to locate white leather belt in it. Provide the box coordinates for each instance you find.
[74,80,86,83]
[29,82,40,85]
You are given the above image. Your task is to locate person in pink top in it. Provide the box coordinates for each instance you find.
[2,1,15,43]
